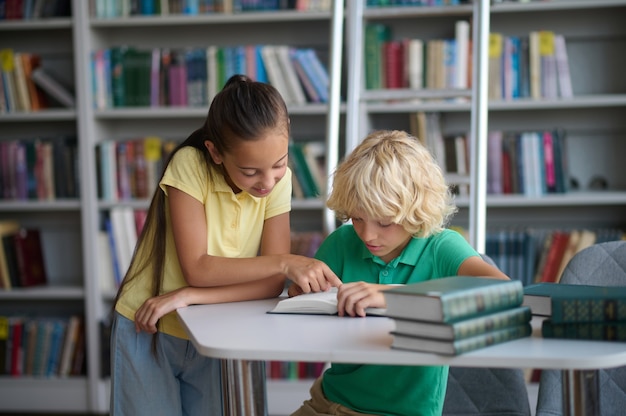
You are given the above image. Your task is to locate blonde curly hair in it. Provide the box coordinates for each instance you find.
[327,130,457,238]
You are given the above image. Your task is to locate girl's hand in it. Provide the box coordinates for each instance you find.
[134,287,191,334]
[336,282,387,317]
[284,255,342,294]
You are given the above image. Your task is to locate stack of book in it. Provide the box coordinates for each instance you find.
[523,283,626,341]
[383,276,532,355]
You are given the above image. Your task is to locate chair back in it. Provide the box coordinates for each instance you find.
[442,253,531,416]
[535,240,626,416]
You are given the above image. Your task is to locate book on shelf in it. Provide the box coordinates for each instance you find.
[275,46,307,105]
[0,220,20,290]
[12,52,33,112]
[382,276,524,323]
[12,228,48,287]
[523,283,626,322]
[288,142,320,198]
[391,323,532,356]
[391,306,531,342]
[554,34,573,98]
[268,287,387,316]
[0,48,18,113]
[537,230,569,283]
[0,316,7,374]
[30,67,75,108]
[538,30,558,99]
[541,319,626,342]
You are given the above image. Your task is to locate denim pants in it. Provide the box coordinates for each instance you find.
[110,312,222,416]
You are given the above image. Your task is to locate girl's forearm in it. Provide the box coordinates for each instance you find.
[183,274,285,305]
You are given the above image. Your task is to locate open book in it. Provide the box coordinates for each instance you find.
[268,287,387,316]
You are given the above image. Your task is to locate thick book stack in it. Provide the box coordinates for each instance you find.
[523,283,626,342]
[383,276,531,355]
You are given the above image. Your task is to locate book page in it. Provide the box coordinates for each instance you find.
[268,287,387,316]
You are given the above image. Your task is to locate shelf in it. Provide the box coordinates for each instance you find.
[0,377,89,412]
[0,285,84,300]
[0,200,81,211]
[93,103,333,119]
[363,94,626,113]
[89,10,332,27]
[362,0,626,18]
[0,18,73,30]
[453,191,626,209]
[0,109,77,121]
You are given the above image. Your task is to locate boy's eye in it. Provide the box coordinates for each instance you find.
[352,217,363,223]
[378,223,392,228]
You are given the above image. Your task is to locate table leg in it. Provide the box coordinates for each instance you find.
[561,369,600,416]
[220,359,268,416]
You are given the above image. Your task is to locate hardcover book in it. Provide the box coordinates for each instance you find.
[391,323,532,355]
[391,306,531,341]
[382,276,524,323]
[541,319,626,342]
[268,287,387,316]
[13,228,47,287]
[523,283,626,322]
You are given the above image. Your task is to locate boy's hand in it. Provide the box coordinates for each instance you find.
[336,282,387,317]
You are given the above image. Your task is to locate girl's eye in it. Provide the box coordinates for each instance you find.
[242,171,257,177]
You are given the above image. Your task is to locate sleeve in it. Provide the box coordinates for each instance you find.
[263,167,292,220]
[159,147,209,203]
[433,230,481,277]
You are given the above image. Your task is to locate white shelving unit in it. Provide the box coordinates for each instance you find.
[2,1,625,414]
[344,0,626,244]
[345,0,492,251]
[0,0,342,413]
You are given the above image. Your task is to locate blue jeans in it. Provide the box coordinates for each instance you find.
[110,312,222,416]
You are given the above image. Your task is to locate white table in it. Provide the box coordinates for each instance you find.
[177,297,626,416]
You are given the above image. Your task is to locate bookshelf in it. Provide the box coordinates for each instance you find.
[3,0,625,414]
[0,0,342,414]
[0,1,88,412]
[345,1,626,277]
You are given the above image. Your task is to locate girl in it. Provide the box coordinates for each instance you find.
[290,130,509,416]
[110,75,341,416]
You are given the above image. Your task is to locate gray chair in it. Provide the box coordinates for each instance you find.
[442,253,532,416]
[535,240,626,416]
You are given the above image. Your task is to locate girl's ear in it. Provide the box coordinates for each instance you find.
[204,140,222,164]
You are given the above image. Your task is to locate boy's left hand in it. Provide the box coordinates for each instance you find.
[336,282,387,317]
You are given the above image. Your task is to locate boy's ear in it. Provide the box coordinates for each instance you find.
[204,140,222,164]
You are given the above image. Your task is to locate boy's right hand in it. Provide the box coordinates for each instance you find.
[285,255,342,294]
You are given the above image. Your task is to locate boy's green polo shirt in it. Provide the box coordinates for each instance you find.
[316,224,479,416]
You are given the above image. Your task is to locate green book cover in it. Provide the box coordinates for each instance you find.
[524,282,626,323]
[364,23,390,90]
[392,323,532,356]
[383,276,523,323]
[289,142,319,198]
[542,319,626,341]
[109,46,128,108]
[392,305,531,341]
